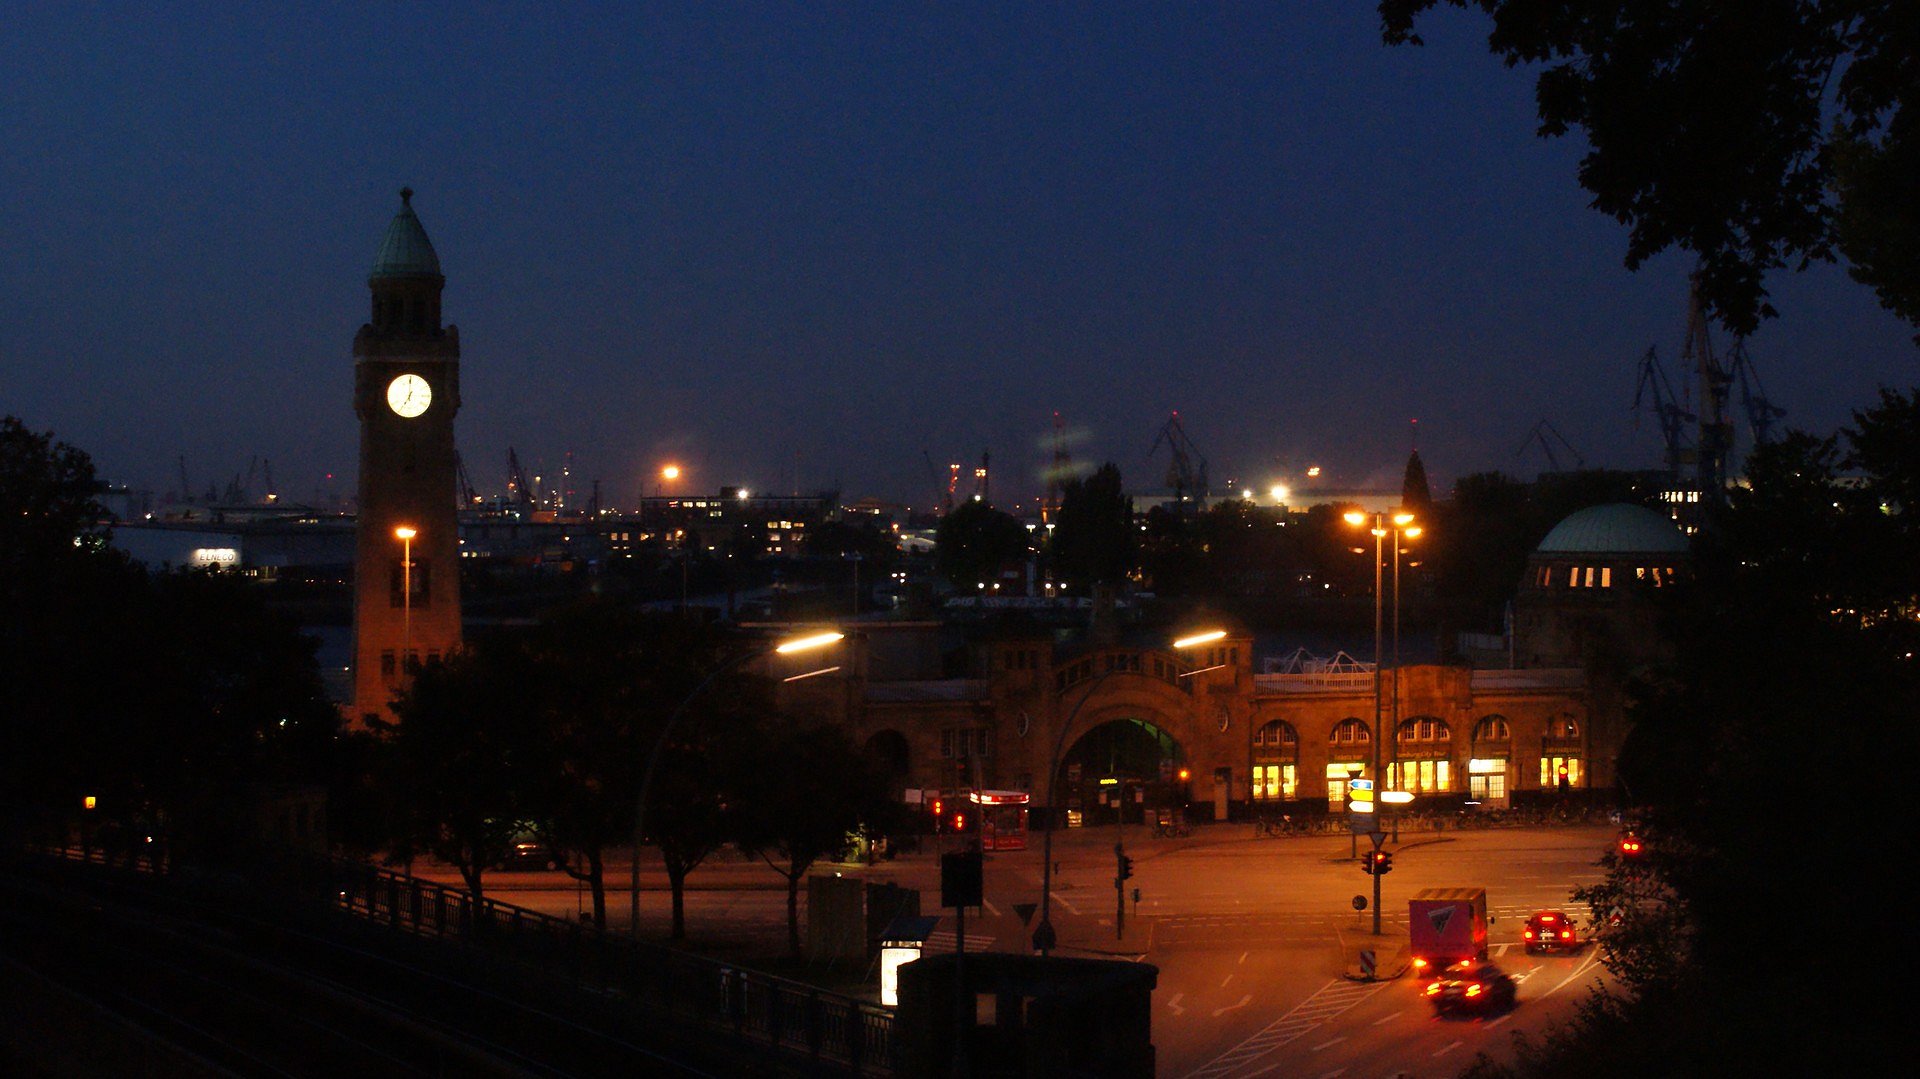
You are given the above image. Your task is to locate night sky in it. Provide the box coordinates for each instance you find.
[6,4,1914,512]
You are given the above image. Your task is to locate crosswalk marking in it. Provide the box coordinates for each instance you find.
[1181,978,1386,1079]
[924,930,996,954]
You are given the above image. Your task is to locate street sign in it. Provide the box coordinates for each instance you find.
[1349,779,1374,792]
[1352,895,1367,911]
[1031,917,1057,953]
[1359,949,1376,979]
[941,850,983,908]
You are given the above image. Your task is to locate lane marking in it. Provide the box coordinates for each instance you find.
[1371,1010,1403,1025]
[1310,1036,1345,1051]
[1239,951,1249,964]
[1167,993,1186,1016]
[1487,1014,1512,1029]
[1055,894,1081,916]
[1434,1039,1462,1057]
[1180,979,1386,1079]
[1220,975,1234,989]
[1211,994,1252,1018]
[983,900,1000,917]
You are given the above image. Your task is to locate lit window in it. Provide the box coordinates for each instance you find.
[1600,567,1612,588]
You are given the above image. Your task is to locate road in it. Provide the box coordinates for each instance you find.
[436,822,1619,1077]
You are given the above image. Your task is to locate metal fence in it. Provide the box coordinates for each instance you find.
[324,858,897,1075]
[36,844,895,1075]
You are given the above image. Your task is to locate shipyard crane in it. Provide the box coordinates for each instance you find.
[921,450,952,514]
[1725,338,1787,447]
[1148,411,1209,512]
[1043,411,1072,524]
[506,448,536,511]
[1633,346,1695,478]
[1681,282,1735,500]
[455,452,480,506]
[1514,420,1585,473]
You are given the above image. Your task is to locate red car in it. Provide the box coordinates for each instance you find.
[1523,910,1580,954]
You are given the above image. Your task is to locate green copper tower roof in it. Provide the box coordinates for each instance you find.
[369,188,443,280]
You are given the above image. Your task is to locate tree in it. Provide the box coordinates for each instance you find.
[1381,1,1920,338]
[1051,462,1135,591]
[1467,390,1920,1076]
[934,500,1031,592]
[733,722,892,957]
[379,639,544,902]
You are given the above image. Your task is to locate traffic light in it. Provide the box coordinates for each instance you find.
[1362,849,1393,875]
[952,812,967,833]
[1618,832,1643,858]
[1116,845,1133,881]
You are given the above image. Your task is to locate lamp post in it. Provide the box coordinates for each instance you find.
[1389,521,1421,841]
[1034,628,1223,956]
[1344,510,1415,935]
[393,526,417,673]
[627,628,844,938]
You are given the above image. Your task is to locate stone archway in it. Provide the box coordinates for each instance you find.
[1056,717,1186,827]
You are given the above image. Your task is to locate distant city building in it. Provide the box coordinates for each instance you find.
[1512,502,1691,671]
[617,488,837,559]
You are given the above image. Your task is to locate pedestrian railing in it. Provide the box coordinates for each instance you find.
[30,843,895,1075]
[325,858,896,1075]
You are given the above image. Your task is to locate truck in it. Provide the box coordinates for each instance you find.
[1408,887,1489,978]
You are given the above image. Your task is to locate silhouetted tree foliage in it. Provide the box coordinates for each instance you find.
[1051,462,1134,590]
[379,639,542,901]
[1,418,339,861]
[1382,1,1920,339]
[1466,391,1920,1077]
[934,500,1031,591]
[733,722,894,957]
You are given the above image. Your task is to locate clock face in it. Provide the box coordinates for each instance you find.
[386,374,431,418]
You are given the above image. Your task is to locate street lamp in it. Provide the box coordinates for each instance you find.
[627,627,845,937]
[1344,509,1417,935]
[1034,628,1223,956]
[393,526,417,673]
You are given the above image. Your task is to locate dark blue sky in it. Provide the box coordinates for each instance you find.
[6,4,1913,510]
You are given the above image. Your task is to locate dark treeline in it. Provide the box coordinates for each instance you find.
[0,415,899,957]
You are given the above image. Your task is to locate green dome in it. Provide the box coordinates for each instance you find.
[369,188,442,280]
[1537,503,1688,555]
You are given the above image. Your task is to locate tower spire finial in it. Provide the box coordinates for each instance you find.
[400,186,414,206]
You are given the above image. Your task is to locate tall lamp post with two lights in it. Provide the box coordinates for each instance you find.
[1343,509,1418,935]
[1033,627,1224,956]
[627,628,844,938]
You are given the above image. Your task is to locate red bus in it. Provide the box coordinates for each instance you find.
[969,790,1030,851]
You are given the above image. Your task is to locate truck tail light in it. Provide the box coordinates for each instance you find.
[1465,983,1482,998]
[1523,929,1534,939]
[1561,929,1573,940]
[1425,982,1442,996]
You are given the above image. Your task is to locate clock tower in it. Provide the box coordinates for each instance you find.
[351,188,462,726]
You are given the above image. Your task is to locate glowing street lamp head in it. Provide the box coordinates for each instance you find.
[1343,510,1367,527]
[775,630,845,654]
[1173,629,1227,650]
[1270,485,1289,503]
[393,526,417,541]
[661,464,681,481]
[1392,512,1416,527]
[1403,526,1423,540]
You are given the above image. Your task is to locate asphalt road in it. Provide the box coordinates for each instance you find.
[448,822,1620,1077]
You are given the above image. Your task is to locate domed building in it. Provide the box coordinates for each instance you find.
[1513,502,1690,670]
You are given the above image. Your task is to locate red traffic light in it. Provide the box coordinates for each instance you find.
[1619,833,1643,856]
[930,799,943,816]
[952,813,967,832]
[1176,767,1191,782]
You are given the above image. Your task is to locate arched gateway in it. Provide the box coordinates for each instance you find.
[780,626,1597,823]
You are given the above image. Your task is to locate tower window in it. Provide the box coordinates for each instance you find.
[390,559,432,608]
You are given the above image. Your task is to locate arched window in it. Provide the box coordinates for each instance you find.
[1397,717,1452,743]
[1473,715,1511,742]
[1255,720,1298,748]
[1548,715,1581,740]
[1330,718,1371,745]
